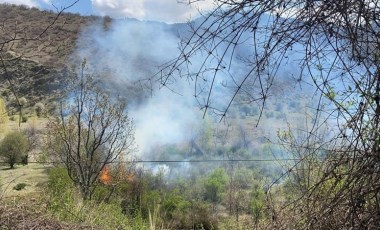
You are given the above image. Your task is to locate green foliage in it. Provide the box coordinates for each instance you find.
[34,102,45,117]
[13,182,27,191]
[91,184,110,201]
[46,167,76,207]
[189,201,218,230]
[21,115,28,123]
[21,154,28,165]
[45,167,144,229]
[1,89,9,97]
[0,131,29,168]
[43,164,271,229]
[204,168,228,204]
[250,181,266,224]
[161,189,191,220]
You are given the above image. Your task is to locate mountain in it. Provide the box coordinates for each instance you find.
[0,3,310,154]
[0,4,91,110]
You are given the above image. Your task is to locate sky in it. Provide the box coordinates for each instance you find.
[0,0,215,23]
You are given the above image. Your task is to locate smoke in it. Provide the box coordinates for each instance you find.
[130,89,200,154]
[71,15,317,168]
[73,18,202,157]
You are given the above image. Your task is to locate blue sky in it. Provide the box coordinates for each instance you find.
[0,0,214,23]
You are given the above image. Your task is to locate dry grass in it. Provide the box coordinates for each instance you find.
[0,163,95,229]
[0,197,98,229]
[0,117,50,198]
[0,161,98,229]
[0,4,113,116]
[0,3,98,68]
[0,163,51,198]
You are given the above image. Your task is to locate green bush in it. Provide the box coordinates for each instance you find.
[45,167,144,229]
[34,102,45,117]
[0,131,29,168]
[181,201,217,230]
[21,115,28,123]
[91,184,111,202]
[21,154,28,165]
[1,89,9,97]
[13,183,27,191]
[204,168,228,204]
[46,167,74,196]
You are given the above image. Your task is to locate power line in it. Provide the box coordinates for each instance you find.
[0,158,307,164]
[131,159,296,163]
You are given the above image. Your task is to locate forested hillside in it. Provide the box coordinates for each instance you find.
[1,1,375,229]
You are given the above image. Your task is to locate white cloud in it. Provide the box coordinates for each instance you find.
[92,0,145,19]
[92,0,215,23]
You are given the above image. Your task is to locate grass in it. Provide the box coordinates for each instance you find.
[0,164,144,229]
[0,163,51,198]
[0,196,98,229]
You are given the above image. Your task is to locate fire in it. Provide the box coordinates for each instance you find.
[99,165,112,185]
[126,172,134,182]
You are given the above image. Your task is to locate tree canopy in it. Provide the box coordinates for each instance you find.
[0,131,28,169]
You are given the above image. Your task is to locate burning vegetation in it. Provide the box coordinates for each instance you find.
[99,165,112,185]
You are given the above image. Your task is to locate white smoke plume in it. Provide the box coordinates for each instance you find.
[73,18,202,156]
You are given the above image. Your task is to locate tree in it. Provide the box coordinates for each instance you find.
[250,179,265,229]
[161,0,380,228]
[47,62,135,200]
[34,102,45,117]
[0,131,28,169]
[204,168,227,211]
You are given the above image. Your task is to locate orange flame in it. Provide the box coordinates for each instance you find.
[127,173,134,182]
[100,165,111,185]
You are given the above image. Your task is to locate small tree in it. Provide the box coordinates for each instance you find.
[47,62,135,200]
[204,168,227,211]
[0,131,29,169]
[34,102,45,117]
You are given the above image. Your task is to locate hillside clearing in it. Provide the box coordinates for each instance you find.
[0,164,51,198]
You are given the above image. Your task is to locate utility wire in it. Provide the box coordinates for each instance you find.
[0,158,314,164]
